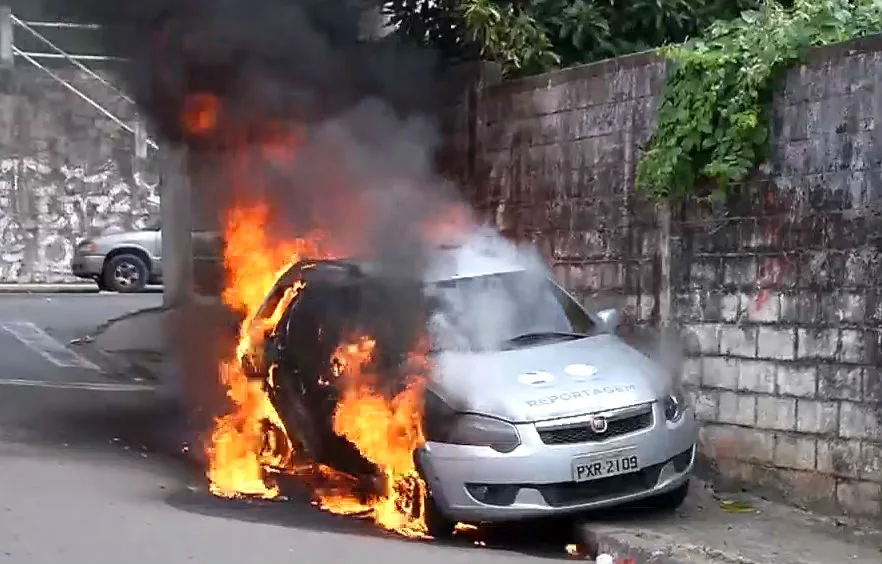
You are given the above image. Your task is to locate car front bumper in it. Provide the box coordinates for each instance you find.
[415,401,698,523]
[71,254,104,278]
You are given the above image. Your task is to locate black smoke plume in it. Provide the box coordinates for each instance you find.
[60,0,469,447]
[63,0,442,146]
[62,0,463,301]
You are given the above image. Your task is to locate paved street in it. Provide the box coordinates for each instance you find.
[0,293,573,564]
[0,293,879,564]
[0,292,162,351]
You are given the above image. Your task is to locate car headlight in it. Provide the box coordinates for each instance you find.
[77,240,96,253]
[424,391,521,453]
[445,414,521,453]
[663,384,688,422]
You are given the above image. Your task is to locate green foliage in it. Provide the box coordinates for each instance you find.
[636,0,882,201]
[460,0,560,75]
[383,0,764,76]
[520,0,762,69]
[383,0,478,62]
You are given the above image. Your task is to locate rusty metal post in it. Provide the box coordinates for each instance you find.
[0,6,12,69]
[134,117,148,160]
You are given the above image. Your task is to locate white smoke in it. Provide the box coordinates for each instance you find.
[425,226,578,353]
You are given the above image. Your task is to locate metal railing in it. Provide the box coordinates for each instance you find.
[20,21,102,30]
[0,7,157,152]
[14,18,127,63]
[11,15,133,102]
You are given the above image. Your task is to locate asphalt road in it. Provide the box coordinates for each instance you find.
[0,293,581,564]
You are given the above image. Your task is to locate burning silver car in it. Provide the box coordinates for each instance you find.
[247,236,698,537]
[416,241,698,533]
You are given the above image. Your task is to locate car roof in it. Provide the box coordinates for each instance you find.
[289,241,528,286]
[423,243,526,282]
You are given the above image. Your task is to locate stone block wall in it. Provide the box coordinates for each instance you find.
[469,53,667,329]
[677,37,882,518]
[0,65,159,282]
[453,35,882,518]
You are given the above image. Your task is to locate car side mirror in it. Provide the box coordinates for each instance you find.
[596,308,620,332]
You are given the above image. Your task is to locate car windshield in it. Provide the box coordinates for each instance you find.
[426,270,597,352]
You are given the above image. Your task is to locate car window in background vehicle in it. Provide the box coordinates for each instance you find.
[144,217,161,231]
[426,271,597,352]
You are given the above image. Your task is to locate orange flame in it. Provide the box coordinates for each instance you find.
[207,203,320,499]
[422,202,473,247]
[182,92,220,136]
[206,177,431,537]
[207,359,290,498]
[317,337,429,537]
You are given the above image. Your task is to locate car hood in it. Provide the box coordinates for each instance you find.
[429,334,672,423]
[91,231,152,245]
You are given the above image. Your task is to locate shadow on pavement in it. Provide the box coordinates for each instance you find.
[166,481,587,561]
[29,394,596,560]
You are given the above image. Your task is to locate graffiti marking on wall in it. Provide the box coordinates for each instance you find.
[0,157,159,282]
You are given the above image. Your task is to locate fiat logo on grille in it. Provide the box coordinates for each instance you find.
[589,416,608,434]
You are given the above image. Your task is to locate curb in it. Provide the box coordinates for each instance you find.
[579,527,684,564]
[85,305,169,340]
[0,284,164,294]
[0,284,99,293]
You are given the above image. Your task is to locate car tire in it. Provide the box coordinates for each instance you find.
[95,277,109,292]
[647,479,690,511]
[424,493,457,540]
[281,390,323,462]
[103,254,148,293]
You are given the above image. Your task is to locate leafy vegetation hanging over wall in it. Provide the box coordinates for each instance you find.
[635,0,882,201]
[383,0,764,77]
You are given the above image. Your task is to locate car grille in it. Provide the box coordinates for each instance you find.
[536,405,654,445]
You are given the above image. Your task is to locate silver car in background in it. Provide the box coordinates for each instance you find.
[70,218,162,292]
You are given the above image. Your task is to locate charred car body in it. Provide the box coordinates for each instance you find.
[245,241,698,536]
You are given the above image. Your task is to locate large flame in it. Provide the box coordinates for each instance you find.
[207,202,321,498]
[205,189,430,537]
[318,336,429,537]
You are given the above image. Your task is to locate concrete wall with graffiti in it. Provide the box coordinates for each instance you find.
[445,37,882,517]
[0,66,159,282]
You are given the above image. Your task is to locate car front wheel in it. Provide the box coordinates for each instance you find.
[103,254,148,293]
[424,492,457,540]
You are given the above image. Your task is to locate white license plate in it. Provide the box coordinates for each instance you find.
[572,452,640,482]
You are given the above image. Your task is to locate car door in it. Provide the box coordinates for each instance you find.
[270,279,372,470]
[148,219,162,275]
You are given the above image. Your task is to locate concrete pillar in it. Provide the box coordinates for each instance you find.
[157,144,199,442]
[159,145,193,308]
